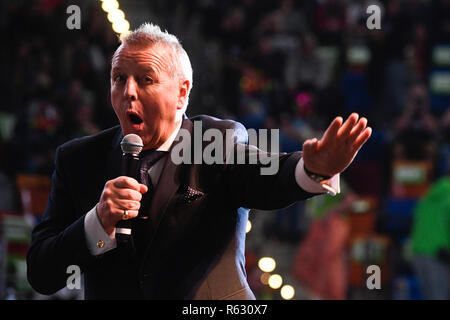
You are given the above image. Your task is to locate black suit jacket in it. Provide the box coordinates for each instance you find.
[26,115,317,299]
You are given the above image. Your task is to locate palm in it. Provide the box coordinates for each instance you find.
[302,113,372,177]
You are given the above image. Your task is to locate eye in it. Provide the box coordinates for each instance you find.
[143,76,153,84]
[113,74,125,83]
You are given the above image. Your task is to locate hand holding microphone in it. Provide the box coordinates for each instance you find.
[96,134,147,238]
[96,176,147,236]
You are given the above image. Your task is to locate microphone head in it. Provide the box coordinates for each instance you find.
[121,134,143,156]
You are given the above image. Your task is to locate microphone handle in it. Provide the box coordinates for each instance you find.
[116,153,140,241]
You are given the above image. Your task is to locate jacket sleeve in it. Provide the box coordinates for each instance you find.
[26,145,97,295]
[217,121,320,210]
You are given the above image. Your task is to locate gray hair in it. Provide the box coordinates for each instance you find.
[118,23,193,106]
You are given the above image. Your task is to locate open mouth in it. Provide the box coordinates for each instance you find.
[128,113,143,125]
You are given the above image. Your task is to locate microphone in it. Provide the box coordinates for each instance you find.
[115,133,143,243]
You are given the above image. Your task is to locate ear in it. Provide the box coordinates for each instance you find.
[177,79,190,112]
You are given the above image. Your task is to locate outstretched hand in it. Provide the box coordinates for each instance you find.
[302,113,372,177]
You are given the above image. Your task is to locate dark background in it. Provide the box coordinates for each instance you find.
[0,0,448,300]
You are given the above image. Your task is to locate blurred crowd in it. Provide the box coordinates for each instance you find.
[0,0,448,299]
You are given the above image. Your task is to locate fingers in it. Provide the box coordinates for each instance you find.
[139,184,148,194]
[337,113,359,138]
[120,209,139,220]
[106,177,147,215]
[112,177,147,197]
[114,199,141,211]
[302,138,319,154]
[122,210,139,219]
[321,116,343,145]
[352,126,372,152]
[99,196,140,214]
[97,177,148,230]
[114,187,143,201]
[302,113,372,177]
[116,210,140,222]
[113,176,145,192]
[349,117,368,140]
[109,207,139,220]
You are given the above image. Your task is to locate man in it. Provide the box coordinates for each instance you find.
[26,23,372,299]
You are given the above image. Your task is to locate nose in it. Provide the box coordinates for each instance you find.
[124,77,138,101]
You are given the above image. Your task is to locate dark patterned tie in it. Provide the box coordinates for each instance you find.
[131,149,168,259]
[139,150,168,187]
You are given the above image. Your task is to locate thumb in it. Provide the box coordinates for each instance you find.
[140,183,148,194]
[303,138,319,154]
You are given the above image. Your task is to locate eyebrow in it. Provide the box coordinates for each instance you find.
[111,66,122,74]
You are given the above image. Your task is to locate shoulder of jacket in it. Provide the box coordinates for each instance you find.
[189,114,248,144]
[190,114,246,132]
[57,125,121,157]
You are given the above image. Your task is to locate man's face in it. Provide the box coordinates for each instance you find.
[111,43,188,150]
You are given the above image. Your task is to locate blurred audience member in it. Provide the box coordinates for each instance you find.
[411,177,450,300]
[284,34,327,91]
[393,82,438,161]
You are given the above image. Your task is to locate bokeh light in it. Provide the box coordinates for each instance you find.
[280,285,295,300]
[268,274,283,289]
[258,257,276,273]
